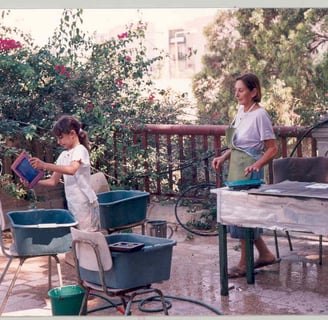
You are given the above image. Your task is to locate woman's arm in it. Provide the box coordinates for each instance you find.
[212,149,232,172]
[244,139,278,176]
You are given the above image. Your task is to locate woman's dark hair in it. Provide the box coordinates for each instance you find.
[52,115,90,151]
[236,73,262,102]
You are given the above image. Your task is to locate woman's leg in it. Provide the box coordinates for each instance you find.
[254,235,277,264]
[230,236,278,277]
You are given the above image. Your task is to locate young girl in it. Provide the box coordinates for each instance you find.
[30,115,100,231]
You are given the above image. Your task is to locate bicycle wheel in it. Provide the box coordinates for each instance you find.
[174,183,218,236]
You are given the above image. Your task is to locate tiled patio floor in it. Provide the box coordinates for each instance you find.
[1,200,328,317]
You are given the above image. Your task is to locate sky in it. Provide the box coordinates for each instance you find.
[1,1,325,46]
[1,8,219,46]
[1,0,325,9]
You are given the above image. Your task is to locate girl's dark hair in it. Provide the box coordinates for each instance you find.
[52,115,90,151]
[236,73,262,102]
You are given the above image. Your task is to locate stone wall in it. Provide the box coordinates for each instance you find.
[0,184,66,230]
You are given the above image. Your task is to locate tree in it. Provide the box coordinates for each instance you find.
[193,8,328,126]
[0,9,192,197]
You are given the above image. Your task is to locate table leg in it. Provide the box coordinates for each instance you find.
[218,224,229,296]
[319,235,323,265]
[245,227,255,284]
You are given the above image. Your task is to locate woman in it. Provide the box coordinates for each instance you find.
[212,73,280,278]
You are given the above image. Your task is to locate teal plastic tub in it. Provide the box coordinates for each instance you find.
[79,233,176,289]
[7,209,78,256]
[97,190,149,229]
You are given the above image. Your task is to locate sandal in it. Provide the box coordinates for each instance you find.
[227,266,246,279]
[254,258,281,269]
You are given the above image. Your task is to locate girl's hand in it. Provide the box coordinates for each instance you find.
[20,177,29,188]
[30,157,46,170]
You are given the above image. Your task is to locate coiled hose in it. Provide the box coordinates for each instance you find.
[88,292,223,315]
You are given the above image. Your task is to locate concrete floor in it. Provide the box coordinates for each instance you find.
[1,200,328,318]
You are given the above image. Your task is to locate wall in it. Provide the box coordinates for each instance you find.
[0,184,66,230]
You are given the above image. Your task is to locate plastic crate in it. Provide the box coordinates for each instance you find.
[7,209,78,256]
[97,190,149,230]
[79,233,176,289]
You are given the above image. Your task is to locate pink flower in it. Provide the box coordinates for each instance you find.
[116,79,123,86]
[117,32,128,39]
[0,38,22,51]
[86,102,94,113]
[148,94,155,101]
[55,65,70,78]
[55,65,66,74]
[213,112,219,121]
[125,56,131,62]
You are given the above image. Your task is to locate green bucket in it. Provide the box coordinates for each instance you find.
[48,285,87,315]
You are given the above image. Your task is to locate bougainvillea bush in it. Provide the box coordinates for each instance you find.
[0,9,191,196]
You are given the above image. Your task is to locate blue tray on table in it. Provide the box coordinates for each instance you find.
[224,179,264,190]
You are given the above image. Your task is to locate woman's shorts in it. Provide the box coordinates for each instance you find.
[228,225,263,240]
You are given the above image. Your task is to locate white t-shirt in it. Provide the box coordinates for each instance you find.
[232,105,276,151]
[56,144,97,216]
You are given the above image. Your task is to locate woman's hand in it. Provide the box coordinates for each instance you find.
[30,157,46,171]
[244,162,261,177]
[244,139,278,177]
[212,155,226,172]
[243,139,278,177]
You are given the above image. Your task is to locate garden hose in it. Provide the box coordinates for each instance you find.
[87,292,223,315]
[138,295,172,313]
[93,146,229,181]
[289,118,328,157]
[138,294,223,315]
[174,182,219,237]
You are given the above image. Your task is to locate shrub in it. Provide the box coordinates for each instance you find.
[0,9,191,196]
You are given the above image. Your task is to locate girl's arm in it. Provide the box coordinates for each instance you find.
[37,171,62,187]
[30,157,82,187]
[30,157,81,175]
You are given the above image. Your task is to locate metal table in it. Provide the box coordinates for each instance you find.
[211,180,328,296]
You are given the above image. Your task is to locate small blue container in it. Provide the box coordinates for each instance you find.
[7,209,78,256]
[79,233,176,289]
[97,190,150,230]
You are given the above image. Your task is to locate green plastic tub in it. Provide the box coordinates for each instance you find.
[6,209,78,256]
[97,190,149,229]
[79,233,176,289]
[48,285,86,315]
